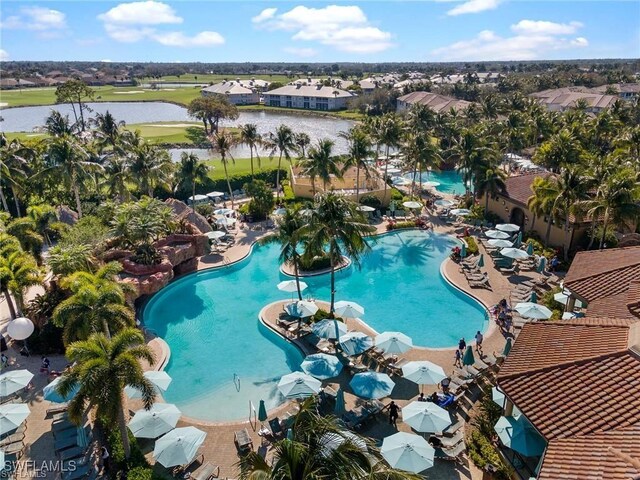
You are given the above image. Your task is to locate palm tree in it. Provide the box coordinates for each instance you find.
[210,131,237,209]
[47,243,97,277]
[127,143,174,198]
[57,328,155,459]
[266,125,297,199]
[401,131,441,197]
[0,249,42,318]
[43,135,103,217]
[295,132,311,159]
[300,139,342,193]
[0,137,32,216]
[533,130,584,172]
[239,124,263,180]
[92,111,125,150]
[238,398,420,480]
[374,114,403,200]
[550,167,589,260]
[175,152,210,215]
[447,129,493,198]
[339,126,372,202]
[44,110,75,137]
[528,176,558,245]
[301,193,373,316]
[476,164,507,215]
[5,217,44,262]
[259,207,305,301]
[103,157,132,202]
[26,204,60,247]
[52,262,135,344]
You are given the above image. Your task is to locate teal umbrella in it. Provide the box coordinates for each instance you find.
[286,428,294,440]
[0,370,33,397]
[402,401,451,433]
[44,377,79,403]
[312,319,347,340]
[503,338,512,356]
[350,372,395,399]
[339,332,373,356]
[460,243,467,258]
[492,387,506,407]
[277,372,322,399]
[301,353,344,380]
[375,332,413,355]
[334,388,346,416]
[258,400,268,423]
[514,232,523,248]
[526,242,534,255]
[0,403,30,432]
[129,403,182,439]
[530,291,537,303]
[462,346,475,366]
[153,427,207,467]
[381,432,434,473]
[494,415,546,457]
[537,257,546,273]
[477,254,484,268]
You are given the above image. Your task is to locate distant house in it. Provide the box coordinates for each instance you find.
[358,75,399,94]
[0,78,36,89]
[263,84,354,111]
[288,77,354,90]
[201,81,260,105]
[592,83,640,100]
[530,87,619,112]
[396,91,471,114]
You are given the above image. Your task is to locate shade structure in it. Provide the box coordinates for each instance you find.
[381,432,435,473]
[349,372,395,399]
[402,361,446,388]
[320,431,367,457]
[537,257,546,273]
[487,239,513,248]
[129,403,181,439]
[273,208,287,216]
[402,201,422,210]
[216,217,236,227]
[492,387,506,407]
[125,371,172,399]
[393,178,412,186]
[188,194,208,203]
[6,317,34,340]
[206,191,225,199]
[494,416,546,457]
[477,254,485,268]
[554,292,584,308]
[422,181,441,188]
[526,243,534,255]
[375,332,413,355]
[334,301,365,318]
[301,353,344,380]
[277,372,322,400]
[503,338,513,356]
[334,388,346,416]
[501,248,530,260]
[0,370,34,397]
[386,167,402,174]
[357,205,376,212]
[153,427,206,467]
[0,403,30,433]
[402,401,452,433]
[339,332,374,356]
[462,346,475,366]
[514,302,553,320]
[312,319,347,340]
[286,300,319,318]
[213,208,234,215]
[434,199,453,208]
[258,400,268,422]
[205,230,226,240]
[485,229,511,240]
[460,244,467,258]
[496,223,520,233]
[43,377,79,403]
[278,280,308,294]
[450,208,471,216]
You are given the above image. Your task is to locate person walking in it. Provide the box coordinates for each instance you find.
[475,331,484,354]
[388,401,399,427]
[454,349,462,368]
[101,446,110,473]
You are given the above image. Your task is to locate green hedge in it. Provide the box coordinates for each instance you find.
[174,169,287,202]
[300,255,331,271]
[465,236,479,255]
[282,180,296,203]
[386,220,418,230]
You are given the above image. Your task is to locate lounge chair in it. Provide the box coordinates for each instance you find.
[234,428,254,453]
[54,434,81,452]
[439,430,464,448]
[498,265,519,274]
[442,420,463,437]
[0,431,24,447]
[193,462,220,480]
[46,403,68,417]
[434,441,466,461]
[59,446,85,462]
[2,441,23,457]
[268,418,284,439]
[469,277,490,289]
[53,420,76,436]
[386,357,408,375]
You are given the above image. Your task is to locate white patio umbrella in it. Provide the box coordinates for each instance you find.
[386,167,402,174]
[450,208,471,216]
[278,280,308,293]
[153,427,206,467]
[401,361,446,390]
[375,332,413,355]
[514,302,553,319]
[501,248,530,260]
[206,231,226,242]
[487,239,514,248]
[402,201,422,210]
[213,208,234,216]
[216,217,236,227]
[320,431,367,457]
[392,178,412,186]
[381,432,435,473]
[286,300,319,318]
[339,332,374,356]
[496,223,520,232]
[0,403,30,433]
[277,372,322,399]
[125,371,172,399]
[402,401,451,433]
[553,291,584,308]
[434,199,453,207]
[6,317,34,340]
[0,370,34,397]
[356,205,376,212]
[312,319,347,340]
[206,191,225,199]
[129,403,182,439]
[334,301,365,318]
[485,229,511,240]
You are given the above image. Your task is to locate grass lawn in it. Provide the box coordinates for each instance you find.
[148,73,291,84]
[204,156,289,180]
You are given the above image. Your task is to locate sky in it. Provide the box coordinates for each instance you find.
[1,1,639,63]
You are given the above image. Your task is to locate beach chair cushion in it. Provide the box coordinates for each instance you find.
[268,418,283,438]
[234,428,253,452]
[194,462,220,480]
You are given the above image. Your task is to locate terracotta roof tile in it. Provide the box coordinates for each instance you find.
[500,172,551,206]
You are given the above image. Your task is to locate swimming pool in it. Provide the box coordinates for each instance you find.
[404,170,467,195]
[143,230,488,421]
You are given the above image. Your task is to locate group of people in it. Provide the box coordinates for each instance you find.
[493,299,513,334]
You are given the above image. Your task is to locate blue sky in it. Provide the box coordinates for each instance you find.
[1,1,639,62]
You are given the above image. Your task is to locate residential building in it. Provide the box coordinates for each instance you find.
[396,91,471,113]
[530,87,619,112]
[201,81,260,105]
[288,77,354,90]
[263,85,354,111]
[592,83,640,100]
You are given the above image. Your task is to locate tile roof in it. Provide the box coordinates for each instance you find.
[530,87,619,110]
[539,424,640,480]
[397,91,471,113]
[264,85,354,99]
[500,172,551,206]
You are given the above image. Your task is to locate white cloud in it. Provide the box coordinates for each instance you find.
[1,6,67,38]
[432,19,589,60]
[100,59,112,63]
[0,49,8,61]
[447,0,501,16]
[252,8,277,24]
[255,5,394,54]
[283,47,318,58]
[97,1,224,48]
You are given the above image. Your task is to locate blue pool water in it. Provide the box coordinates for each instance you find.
[404,170,467,195]
[143,230,488,421]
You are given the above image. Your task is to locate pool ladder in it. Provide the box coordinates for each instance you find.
[233,373,241,391]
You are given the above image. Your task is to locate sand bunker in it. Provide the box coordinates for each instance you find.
[0,102,8,107]
[141,123,202,128]
[114,91,145,94]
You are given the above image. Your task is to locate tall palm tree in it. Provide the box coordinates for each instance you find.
[210,130,237,209]
[300,139,342,193]
[57,328,155,459]
[533,130,584,172]
[301,193,373,316]
[259,207,305,301]
[295,132,311,159]
[238,398,420,480]
[527,176,558,246]
[266,125,297,199]
[26,204,60,247]
[44,110,75,137]
[92,111,125,150]
[239,123,263,179]
[447,129,493,198]
[0,249,42,318]
[0,137,32,216]
[339,126,372,202]
[127,143,174,198]
[5,217,44,262]
[374,114,403,200]
[175,152,210,215]
[550,167,589,260]
[401,131,441,197]
[476,164,507,215]
[52,262,135,344]
[103,157,132,202]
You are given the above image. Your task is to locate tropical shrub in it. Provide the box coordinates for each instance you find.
[195,203,214,217]
[244,180,276,220]
[390,188,404,203]
[465,236,479,255]
[59,215,110,251]
[359,195,382,208]
[299,254,331,271]
[282,180,296,202]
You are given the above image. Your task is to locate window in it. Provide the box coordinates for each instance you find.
[303,102,310,109]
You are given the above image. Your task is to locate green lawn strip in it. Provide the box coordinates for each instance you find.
[147,74,291,84]
[123,122,204,144]
[203,157,292,180]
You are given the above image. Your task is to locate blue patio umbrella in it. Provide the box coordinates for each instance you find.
[460,244,467,258]
[492,387,506,408]
[477,254,484,268]
[277,372,322,400]
[312,319,347,340]
[462,346,475,366]
[334,388,346,416]
[503,338,513,356]
[339,332,374,356]
[530,291,537,303]
[258,400,268,423]
[381,432,435,473]
[43,377,79,403]
[494,415,546,457]
[128,404,181,439]
[350,372,395,399]
[301,353,344,380]
[526,242,534,255]
[537,257,546,273]
[153,427,207,467]
[375,332,413,355]
[514,232,523,248]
